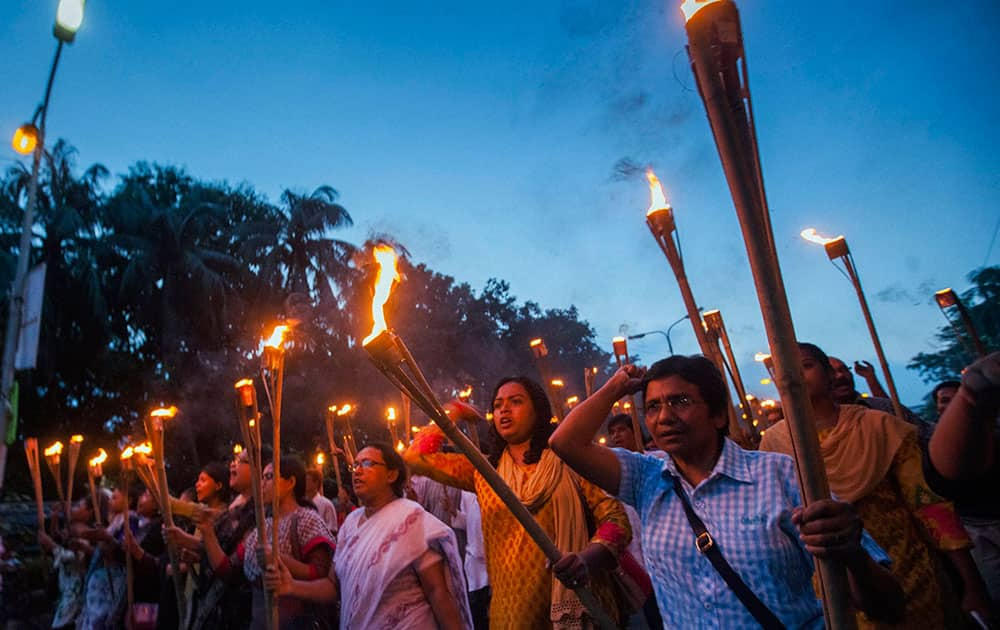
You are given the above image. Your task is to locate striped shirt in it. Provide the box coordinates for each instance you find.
[615,439,889,629]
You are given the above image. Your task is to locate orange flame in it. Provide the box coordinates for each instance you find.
[315,452,325,466]
[566,395,579,406]
[89,448,108,467]
[362,245,400,346]
[395,440,406,453]
[151,406,178,419]
[598,436,607,445]
[529,338,543,348]
[134,442,153,455]
[121,446,135,460]
[458,385,473,400]
[264,325,290,349]
[233,444,243,454]
[754,352,771,362]
[44,441,64,457]
[234,378,254,389]
[386,406,397,422]
[71,434,84,444]
[336,404,353,416]
[800,228,840,245]
[761,399,777,408]
[680,0,722,22]
[645,169,671,216]
[550,379,564,388]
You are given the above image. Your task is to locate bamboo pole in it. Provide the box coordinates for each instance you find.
[936,288,987,358]
[145,408,186,623]
[120,448,136,629]
[704,310,757,443]
[261,326,287,630]
[323,409,345,492]
[366,330,617,630]
[683,1,854,626]
[24,438,45,529]
[235,379,275,630]
[612,337,645,451]
[66,435,83,522]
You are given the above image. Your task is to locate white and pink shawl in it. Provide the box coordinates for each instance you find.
[335,497,472,630]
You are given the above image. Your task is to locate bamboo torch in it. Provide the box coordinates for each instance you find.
[682,0,853,625]
[335,404,357,467]
[935,288,987,358]
[453,386,480,449]
[802,229,904,421]
[234,378,276,630]
[43,441,65,509]
[66,434,84,522]
[323,406,345,492]
[87,448,107,526]
[24,438,45,528]
[120,446,137,629]
[386,406,398,443]
[361,244,617,629]
[611,337,645,451]
[145,406,185,622]
[584,367,597,398]
[703,310,757,442]
[260,323,289,604]
[529,338,564,421]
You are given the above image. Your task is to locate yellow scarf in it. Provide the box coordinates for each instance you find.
[498,448,590,627]
[759,404,913,503]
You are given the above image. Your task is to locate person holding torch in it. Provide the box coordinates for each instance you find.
[550,356,904,628]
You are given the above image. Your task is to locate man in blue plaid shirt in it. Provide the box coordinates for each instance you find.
[551,355,904,628]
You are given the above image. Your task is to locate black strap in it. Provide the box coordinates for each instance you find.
[670,475,786,630]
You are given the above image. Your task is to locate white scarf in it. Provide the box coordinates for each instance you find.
[497,449,591,627]
[335,497,472,630]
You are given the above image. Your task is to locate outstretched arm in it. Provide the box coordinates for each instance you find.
[549,365,645,495]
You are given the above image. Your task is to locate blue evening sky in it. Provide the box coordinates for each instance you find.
[4,1,999,407]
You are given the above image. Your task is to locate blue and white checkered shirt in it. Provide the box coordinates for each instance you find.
[616,439,889,629]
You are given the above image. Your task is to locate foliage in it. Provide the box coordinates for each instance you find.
[0,140,611,496]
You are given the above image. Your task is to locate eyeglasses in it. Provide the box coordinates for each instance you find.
[644,394,703,417]
[350,460,387,473]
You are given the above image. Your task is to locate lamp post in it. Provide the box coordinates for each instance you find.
[802,229,904,421]
[0,0,86,491]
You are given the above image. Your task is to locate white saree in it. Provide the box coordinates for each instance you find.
[335,497,472,630]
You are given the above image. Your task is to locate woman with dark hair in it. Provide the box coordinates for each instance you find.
[200,456,334,629]
[404,376,632,628]
[760,343,992,628]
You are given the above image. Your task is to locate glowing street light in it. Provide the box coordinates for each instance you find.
[55,0,86,42]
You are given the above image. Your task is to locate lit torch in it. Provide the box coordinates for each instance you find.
[43,441,65,509]
[322,405,345,492]
[754,351,776,380]
[584,366,598,398]
[87,448,107,526]
[260,322,289,620]
[234,377,276,630]
[528,337,563,421]
[119,445,136,627]
[386,406,398,443]
[935,288,987,358]
[24,438,45,528]
[611,337,644,451]
[703,310,756,443]
[335,404,358,466]
[65,434,84,523]
[359,244,617,628]
[144,406,185,621]
[801,227,903,421]
[683,1,852,624]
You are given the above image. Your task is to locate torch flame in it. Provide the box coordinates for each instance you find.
[234,378,254,389]
[362,245,400,346]
[458,385,473,400]
[233,444,243,454]
[645,169,671,216]
[566,395,579,406]
[151,406,178,419]
[315,452,325,466]
[336,404,353,416]
[134,442,153,455]
[754,352,771,362]
[121,446,135,460]
[44,441,64,456]
[386,407,397,421]
[529,338,543,348]
[71,434,84,444]
[800,228,840,245]
[680,0,722,22]
[761,399,777,408]
[551,379,564,387]
[395,440,406,453]
[264,325,290,349]
[89,448,108,467]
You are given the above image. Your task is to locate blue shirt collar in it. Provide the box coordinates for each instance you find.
[660,438,754,486]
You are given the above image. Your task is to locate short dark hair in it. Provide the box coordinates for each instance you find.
[607,414,633,433]
[798,342,834,376]
[642,355,729,433]
[201,461,231,503]
[486,376,556,467]
[360,442,408,498]
[932,380,961,402]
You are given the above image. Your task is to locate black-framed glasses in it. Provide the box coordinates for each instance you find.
[644,394,703,417]
[350,460,387,473]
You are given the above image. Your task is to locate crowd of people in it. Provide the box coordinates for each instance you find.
[19,347,1000,628]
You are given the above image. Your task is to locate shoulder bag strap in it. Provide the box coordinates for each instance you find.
[670,475,786,630]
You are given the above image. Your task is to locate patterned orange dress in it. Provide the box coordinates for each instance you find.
[405,432,631,629]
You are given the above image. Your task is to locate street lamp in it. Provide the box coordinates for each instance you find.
[627,310,701,355]
[0,0,87,492]
[801,228,904,421]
